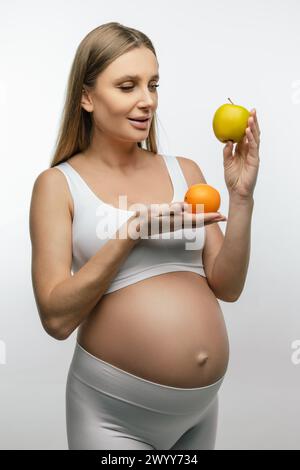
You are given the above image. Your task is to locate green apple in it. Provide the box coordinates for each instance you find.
[212,98,250,143]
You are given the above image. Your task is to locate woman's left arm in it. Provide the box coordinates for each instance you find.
[208,109,261,302]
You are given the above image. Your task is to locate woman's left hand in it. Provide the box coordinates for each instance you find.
[223,108,260,200]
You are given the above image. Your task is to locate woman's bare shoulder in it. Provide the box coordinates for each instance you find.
[34,164,75,219]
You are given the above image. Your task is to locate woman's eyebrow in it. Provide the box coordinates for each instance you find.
[115,74,160,81]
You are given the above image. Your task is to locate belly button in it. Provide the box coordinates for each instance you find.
[196,351,209,366]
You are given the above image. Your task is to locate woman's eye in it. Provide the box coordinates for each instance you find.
[120,84,160,92]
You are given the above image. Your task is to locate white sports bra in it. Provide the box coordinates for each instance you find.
[54,154,206,295]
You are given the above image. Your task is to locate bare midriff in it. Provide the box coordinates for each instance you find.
[77,271,230,388]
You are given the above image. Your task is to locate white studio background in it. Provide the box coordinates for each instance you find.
[0,0,299,450]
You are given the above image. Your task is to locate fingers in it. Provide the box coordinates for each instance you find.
[248,115,259,147]
[205,217,227,226]
[180,211,227,229]
[223,140,234,160]
[250,109,260,135]
[203,212,227,224]
[143,203,227,229]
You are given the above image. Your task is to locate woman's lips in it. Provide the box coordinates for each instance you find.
[127,118,150,129]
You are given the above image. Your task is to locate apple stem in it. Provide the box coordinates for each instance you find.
[228,97,234,105]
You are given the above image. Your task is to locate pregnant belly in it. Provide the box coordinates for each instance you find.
[77,271,230,388]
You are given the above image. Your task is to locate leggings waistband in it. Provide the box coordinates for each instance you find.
[68,342,225,415]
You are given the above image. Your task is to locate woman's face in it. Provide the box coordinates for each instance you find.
[81,46,159,142]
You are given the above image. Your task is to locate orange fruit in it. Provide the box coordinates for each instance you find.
[184,184,221,214]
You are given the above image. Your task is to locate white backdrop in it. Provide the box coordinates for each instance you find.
[0,0,299,450]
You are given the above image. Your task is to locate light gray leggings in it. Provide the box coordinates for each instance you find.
[66,342,225,450]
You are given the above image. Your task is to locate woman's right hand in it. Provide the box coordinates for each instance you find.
[126,201,227,240]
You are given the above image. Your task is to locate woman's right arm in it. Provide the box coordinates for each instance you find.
[29,169,140,341]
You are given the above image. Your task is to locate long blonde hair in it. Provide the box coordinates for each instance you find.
[49,22,159,168]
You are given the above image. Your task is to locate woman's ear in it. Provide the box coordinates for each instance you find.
[81,88,93,113]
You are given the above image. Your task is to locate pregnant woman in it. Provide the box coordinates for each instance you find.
[29,22,260,450]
